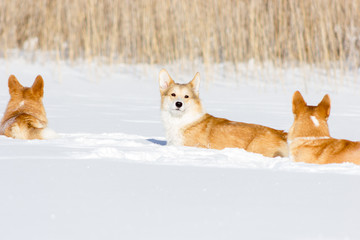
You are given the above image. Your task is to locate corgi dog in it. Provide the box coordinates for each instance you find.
[288,91,360,165]
[0,75,56,140]
[158,69,288,157]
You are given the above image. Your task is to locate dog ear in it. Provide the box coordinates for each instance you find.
[292,91,307,115]
[189,72,200,95]
[8,75,23,95]
[317,94,331,119]
[32,75,44,97]
[159,69,174,93]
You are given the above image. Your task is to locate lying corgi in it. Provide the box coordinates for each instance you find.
[288,91,360,165]
[0,75,56,140]
[159,69,288,157]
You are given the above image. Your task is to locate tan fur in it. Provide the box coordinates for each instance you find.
[288,91,360,165]
[0,75,49,140]
[183,114,288,157]
[159,69,288,158]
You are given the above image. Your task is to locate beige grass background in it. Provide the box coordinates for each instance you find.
[1,0,360,70]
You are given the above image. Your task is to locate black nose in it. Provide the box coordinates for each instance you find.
[175,102,183,108]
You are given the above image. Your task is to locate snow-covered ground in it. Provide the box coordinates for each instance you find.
[1,57,360,240]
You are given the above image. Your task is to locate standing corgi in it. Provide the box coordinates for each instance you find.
[288,91,360,165]
[159,69,288,157]
[0,75,56,140]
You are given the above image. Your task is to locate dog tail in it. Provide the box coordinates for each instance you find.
[6,114,57,140]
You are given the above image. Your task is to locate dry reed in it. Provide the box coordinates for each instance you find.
[0,0,360,70]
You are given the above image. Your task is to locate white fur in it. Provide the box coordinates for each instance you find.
[11,124,27,139]
[161,109,204,146]
[41,128,58,139]
[310,116,319,127]
[9,124,57,140]
[12,101,25,113]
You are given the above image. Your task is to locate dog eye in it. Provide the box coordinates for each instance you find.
[184,95,189,98]
[171,93,176,97]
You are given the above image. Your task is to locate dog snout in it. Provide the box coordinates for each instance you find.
[175,101,183,108]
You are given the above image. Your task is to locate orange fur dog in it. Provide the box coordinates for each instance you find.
[159,69,288,157]
[0,75,56,140]
[288,91,360,165]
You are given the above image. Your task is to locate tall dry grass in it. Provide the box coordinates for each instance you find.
[0,0,360,69]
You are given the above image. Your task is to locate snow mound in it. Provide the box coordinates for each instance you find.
[1,132,359,175]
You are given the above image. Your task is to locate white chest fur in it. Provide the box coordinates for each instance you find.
[161,111,204,146]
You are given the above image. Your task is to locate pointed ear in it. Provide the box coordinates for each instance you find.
[317,94,331,119]
[8,75,23,95]
[189,72,200,95]
[32,75,44,97]
[292,91,307,115]
[159,69,174,93]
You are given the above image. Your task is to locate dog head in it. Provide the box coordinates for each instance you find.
[159,69,204,118]
[289,91,331,140]
[7,75,45,114]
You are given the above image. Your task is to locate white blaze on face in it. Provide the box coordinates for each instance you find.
[310,116,319,127]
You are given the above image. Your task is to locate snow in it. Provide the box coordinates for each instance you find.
[1,57,360,240]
